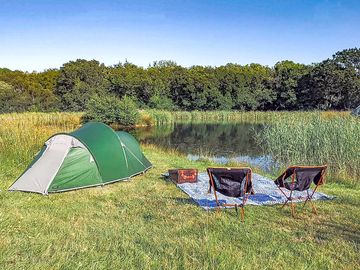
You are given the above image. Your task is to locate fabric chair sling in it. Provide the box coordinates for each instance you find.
[274,165,327,217]
[207,167,253,221]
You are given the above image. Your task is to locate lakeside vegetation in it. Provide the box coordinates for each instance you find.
[1,110,358,185]
[0,113,359,269]
[258,114,360,184]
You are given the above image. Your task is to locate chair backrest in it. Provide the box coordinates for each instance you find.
[207,167,252,197]
[275,165,327,191]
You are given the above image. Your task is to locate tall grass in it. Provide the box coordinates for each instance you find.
[257,114,360,183]
[171,110,351,123]
[0,112,81,177]
[172,110,272,122]
[138,110,174,126]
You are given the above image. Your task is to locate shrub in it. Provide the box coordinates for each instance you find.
[148,94,174,110]
[83,95,139,126]
[138,111,155,126]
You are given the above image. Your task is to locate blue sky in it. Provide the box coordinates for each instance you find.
[0,0,359,71]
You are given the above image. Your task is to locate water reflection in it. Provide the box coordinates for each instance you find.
[128,123,277,172]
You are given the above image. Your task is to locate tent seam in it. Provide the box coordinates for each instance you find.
[122,144,148,169]
[43,136,89,194]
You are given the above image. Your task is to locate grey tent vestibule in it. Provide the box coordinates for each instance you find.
[9,122,152,194]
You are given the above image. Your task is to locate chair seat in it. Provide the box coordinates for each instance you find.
[274,165,327,217]
[284,182,299,191]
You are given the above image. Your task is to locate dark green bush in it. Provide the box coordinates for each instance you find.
[83,95,139,126]
[148,94,174,110]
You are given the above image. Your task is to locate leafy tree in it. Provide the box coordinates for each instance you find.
[55,59,107,111]
[298,48,360,110]
[83,95,139,126]
[234,64,274,110]
[148,94,174,110]
[298,61,343,109]
[147,60,177,108]
[0,69,58,112]
[186,66,220,110]
[1,47,359,113]
[332,48,360,108]
[272,61,310,110]
[0,81,19,113]
[168,66,192,109]
[107,62,152,107]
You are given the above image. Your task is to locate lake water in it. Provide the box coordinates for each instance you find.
[129,123,277,172]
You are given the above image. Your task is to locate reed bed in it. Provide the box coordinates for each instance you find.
[257,114,360,183]
[171,110,351,123]
[138,109,174,126]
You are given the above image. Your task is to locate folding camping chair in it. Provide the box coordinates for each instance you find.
[207,167,254,221]
[274,165,327,217]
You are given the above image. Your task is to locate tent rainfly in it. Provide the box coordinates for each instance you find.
[9,122,152,194]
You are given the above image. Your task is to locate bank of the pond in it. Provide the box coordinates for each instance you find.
[140,110,359,184]
[0,111,359,268]
[140,109,351,125]
[0,139,359,269]
[0,109,351,125]
[1,111,358,184]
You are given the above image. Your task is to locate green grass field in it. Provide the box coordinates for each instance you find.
[0,113,359,269]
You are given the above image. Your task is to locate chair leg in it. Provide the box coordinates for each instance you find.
[214,199,221,215]
[303,189,311,207]
[303,197,309,207]
[234,204,245,222]
[277,187,297,217]
[281,190,296,218]
[304,190,318,215]
[290,200,296,217]
[281,198,289,208]
[281,198,296,218]
[240,206,245,222]
[308,198,318,215]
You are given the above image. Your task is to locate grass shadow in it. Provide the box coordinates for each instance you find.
[315,219,360,244]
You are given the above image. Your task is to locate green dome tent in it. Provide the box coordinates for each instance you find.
[9,122,152,194]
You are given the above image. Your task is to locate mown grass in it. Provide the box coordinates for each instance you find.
[0,113,359,269]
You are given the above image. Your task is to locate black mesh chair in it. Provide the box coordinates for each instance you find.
[274,165,327,217]
[207,167,254,221]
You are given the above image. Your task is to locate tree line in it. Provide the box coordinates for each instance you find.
[0,48,359,113]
